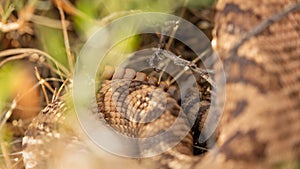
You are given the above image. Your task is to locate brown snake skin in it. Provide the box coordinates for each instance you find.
[23,67,206,169]
[96,67,197,168]
[22,0,300,169]
[202,0,300,169]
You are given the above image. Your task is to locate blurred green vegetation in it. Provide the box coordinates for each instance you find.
[72,0,216,76]
[187,0,217,8]
[0,0,15,22]
[36,25,69,69]
[0,64,18,164]
[74,0,185,38]
[0,63,18,113]
[34,0,217,72]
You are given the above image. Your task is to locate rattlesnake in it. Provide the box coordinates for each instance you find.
[23,64,211,169]
[202,1,300,168]
[22,0,300,169]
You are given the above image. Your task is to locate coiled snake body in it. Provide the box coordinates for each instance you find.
[22,0,300,169]
[23,67,206,169]
[97,68,197,166]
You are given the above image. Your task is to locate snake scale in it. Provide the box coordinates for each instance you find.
[22,0,300,169]
[23,65,208,169]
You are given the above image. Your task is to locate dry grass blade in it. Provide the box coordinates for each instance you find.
[0,100,16,131]
[193,145,209,151]
[11,155,23,169]
[151,48,216,87]
[14,76,65,106]
[0,54,28,67]
[1,142,12,169]
[34,67,50,104]
[57,3,74,73]
[38,61,68,79]
[55,78,71,100]
[157,0,188,83]
[0,48,70,76]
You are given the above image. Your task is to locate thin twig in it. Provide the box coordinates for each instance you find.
[52,88,58,102]
[156,0,216,86]
[1,143,12,169]
[0,52,68,78]
[157,59,171,84]
[0,48,70,76]
[34,67,49,104]
[165,21,180,50]
[0,99,16,131]
[13,77,63,108]
[151,49,215,87]
[9,139,22,145]
[0,151,23,157]
[39,61,68,78]
[193,145,209,151]
[170,47,214,86]
[165,0,188,49]
[57,4,74,73]
[40,79,55,94]
[192,47,211,64]
[55,78,70,100]
[157,21,180,84]
[0,53,28,67]
[169,65,189,84]
[11,154,23,169]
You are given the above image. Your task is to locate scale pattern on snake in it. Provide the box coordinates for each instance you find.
[22,66,211,169]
